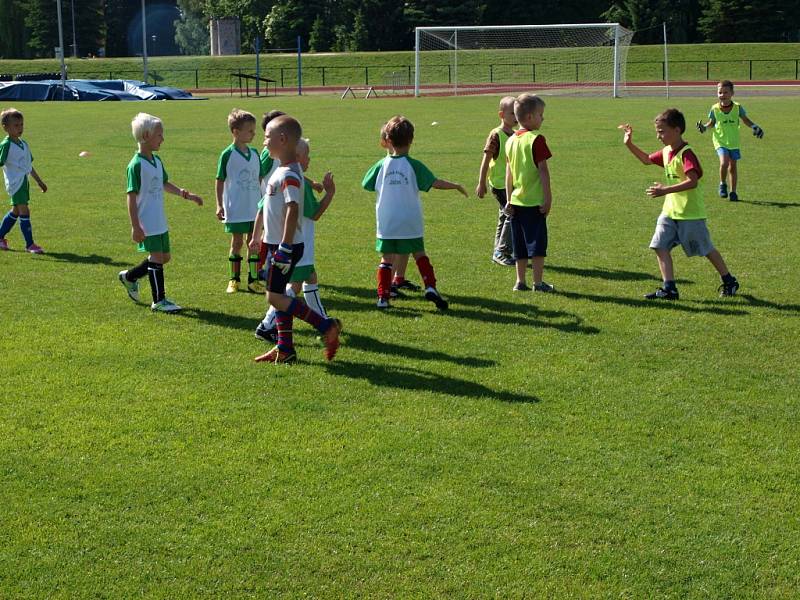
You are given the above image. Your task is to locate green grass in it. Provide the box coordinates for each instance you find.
[1,95,799,597]
[1,43,799,89]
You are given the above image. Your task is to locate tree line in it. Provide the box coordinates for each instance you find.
[1,0,798,59]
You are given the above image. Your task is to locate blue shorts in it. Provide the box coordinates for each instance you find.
[265,242,304,293]
[716,147,741,160]
[509,205,548,259]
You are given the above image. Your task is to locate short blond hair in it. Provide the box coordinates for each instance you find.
[266,115,302,143]
[514,93,545,122]
[499,96,516,112]
[296,137,310,157]
[1,107,23,127]
[228,108,256,131]
[131,113,162,143]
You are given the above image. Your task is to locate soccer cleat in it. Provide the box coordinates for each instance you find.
[247,279,265,293]
[493,253,515,266]
[719,182,728,198]
[644,287,679,300]
[389,284,404,299]
[118,270,140,303]
[718,278,740,297]
[729,191,739,202]
[26,243,44,254]
[322,318,342,361]
[151,298,182,313]
[0,239,8,251]
[254,322,278,343]
[533,281,555,293]
[424,286,449,310]
[513,282,530,291]
[376,297,391,309]
[394,279,421,292]
[254,345,297,364]
[226,279,239,294]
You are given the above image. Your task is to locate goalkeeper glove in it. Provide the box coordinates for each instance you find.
[271,243,293,275]
[696,121,707,134]
[752,124,764,139]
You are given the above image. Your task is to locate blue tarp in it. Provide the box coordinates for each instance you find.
[0,80,199,101]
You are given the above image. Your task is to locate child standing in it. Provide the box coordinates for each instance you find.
[118,113,203,313]
[476,96,517,266]
[250,115,341,363]
[362,115,467,310]
[504,93,554,292]
[0,108,48,253]
[620,108,740,299]
[696,80,764,202]
[254,138,335,342]
[215,109,265,293]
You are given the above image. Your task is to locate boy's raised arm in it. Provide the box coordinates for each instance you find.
[618,124,651,165]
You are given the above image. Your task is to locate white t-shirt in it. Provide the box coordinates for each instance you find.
[259,149,281,197]
[126,153,169,236]
[216,144,261,224]
[0,136,33,197]
[296,181,321,267]
[263,162,303,245]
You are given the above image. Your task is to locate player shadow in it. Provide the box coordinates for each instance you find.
[554,289,749,316]
[323,285,426,318]
[344,332,496,367]
[695,293,800,314]
[43,252,129,267]
[176,306,260,331]
[546,263,693,284]
[739,199,800,209]
[325,360,539,404]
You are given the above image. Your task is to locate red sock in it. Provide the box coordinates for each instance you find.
[276,311,293,351]
[377,261,392,299]
[415,255,436,289]
[257,241,268,273]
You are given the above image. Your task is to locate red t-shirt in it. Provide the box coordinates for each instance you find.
[648,143,703,179]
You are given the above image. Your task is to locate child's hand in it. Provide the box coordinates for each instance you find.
[248,238,261,253]
[455,184,468,198]
[38,181,48,193]
[322,172,335,195]
[539,200,551,216]
[476,182,487,198]
[215,205,224,220]
[646,182,666,198]
[752,124,764,139]
[696,121,707,134]
[131,225,145,243]
[617,123,633,144]
[312,180,324,193]
[187,192,203,206]
[504,204,515,217]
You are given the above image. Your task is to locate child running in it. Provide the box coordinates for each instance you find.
[0,108,48,253]
[362,115,467,310]
[620,108,740,299]
[215,109,264,293]
[251,115,341,363]
[696,80,764,202]
[118,113,203,312]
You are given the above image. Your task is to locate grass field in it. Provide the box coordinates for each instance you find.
[1,94,799,597]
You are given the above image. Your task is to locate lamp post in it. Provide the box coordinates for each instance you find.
[55,0,67,90]
[70,0,78,57]
[142,0,148,82]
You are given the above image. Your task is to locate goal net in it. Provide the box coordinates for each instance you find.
[414,24,634,98]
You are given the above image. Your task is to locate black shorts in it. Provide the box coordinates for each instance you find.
[266,242,305,293]
[491,187,507,209]
[509,205,548,259]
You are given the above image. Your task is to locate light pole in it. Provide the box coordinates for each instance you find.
[55,0,67,90]
[70,0,78,57]
[142,0,148,82]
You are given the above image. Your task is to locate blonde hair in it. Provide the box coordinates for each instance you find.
[514,93,545,122]
[499,96,516,112]
[227,108,256,131]
[131,113,162,142]
[1,107,23,127]
[296,137,310,157]
[267,115,302,142]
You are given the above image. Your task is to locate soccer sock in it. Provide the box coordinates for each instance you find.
[147,261,165,303]
[18,216,34,247]
[0,211,18,238]
[415,255,437,289]
[262,287,295,329]
[229,254,242,281]
[287,297,327,333]
[302,282,326,317]
[275,311,294,351]
[247,255,259,283]
[257,242,268,275]
[127,258,149,282]
[664,280,677,291]
[391,275,405,286]
[722,273,736,284]
[377,261,392,299]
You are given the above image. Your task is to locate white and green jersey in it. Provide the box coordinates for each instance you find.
[0,136,33,197]
[127,152,169,236]
[216,144,262,224]
[263,162,304,245]
[296,180,322,268]
[259,149,280,197]
[361,154,436,239]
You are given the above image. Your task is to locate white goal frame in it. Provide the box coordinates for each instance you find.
[414,23,633,98]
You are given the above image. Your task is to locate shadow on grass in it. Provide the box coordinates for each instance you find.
[547,263,692,284]
[44,252,129,267]
[177,306,259,331]
[326,360,539,404]
[345,332,496,367]
[739,199,800,209]
[695,293,800,314]
[555,289,749,316]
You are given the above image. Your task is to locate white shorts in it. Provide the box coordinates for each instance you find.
[649,214,715,257]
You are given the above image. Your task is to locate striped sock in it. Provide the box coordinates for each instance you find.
[0,211,18,238]
[287,297,326,332]
[19,216,34,247]
[302,282,326,317]
[147,261,165,303]
[276,311,293,351]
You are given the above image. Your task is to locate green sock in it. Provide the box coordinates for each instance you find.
[229,254,242,281]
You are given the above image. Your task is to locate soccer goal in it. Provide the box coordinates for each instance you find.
[414,24,634,98]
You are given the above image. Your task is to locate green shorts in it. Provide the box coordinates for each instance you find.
[137,231,171,253]
[9,178,30,206]
[375,237,425,255]
[225,221,254,234]
[290,264,315,283]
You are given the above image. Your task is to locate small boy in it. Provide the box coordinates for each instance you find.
[215,109,264,293]
[504,93,554,292]
[256,110,286,276]
[250,115,341,363]
[620,108,739,299]
[476,96,517,266]
[0,108,48,253]
[362,115,467,310]
[118,113,203,313]
[696,80,764,202]
[253,137,335,342]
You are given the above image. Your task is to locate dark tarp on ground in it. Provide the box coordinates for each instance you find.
[0,80,198,101]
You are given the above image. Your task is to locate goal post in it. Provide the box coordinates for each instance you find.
[414,23,633,98]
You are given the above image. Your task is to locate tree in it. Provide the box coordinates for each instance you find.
[309,14,333,52]
[0,0,28,58]
[175,5,210,55]
[698,0,798,42]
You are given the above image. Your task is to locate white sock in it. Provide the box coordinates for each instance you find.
[302,282,326,317]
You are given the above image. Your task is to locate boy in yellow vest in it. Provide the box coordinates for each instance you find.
[696,80,763,202]
[504,93,554,292]
[476,96,516,266]
[620,108,740,299]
